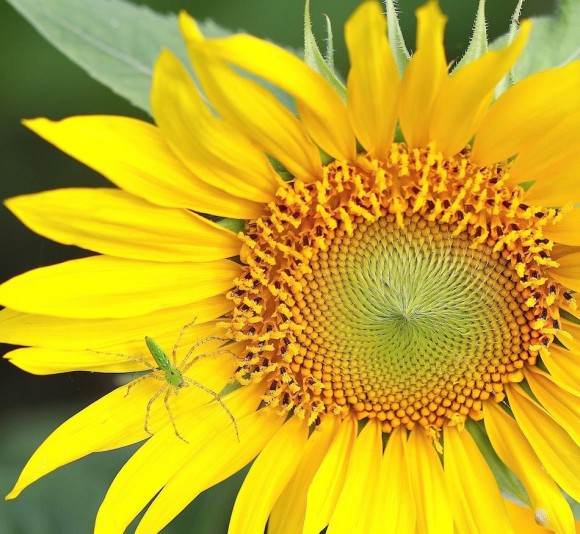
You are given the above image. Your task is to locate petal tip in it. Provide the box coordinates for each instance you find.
[21,117,50,132]
[5,485,21,500]
[178,11,203,43]
[417,0,447,25]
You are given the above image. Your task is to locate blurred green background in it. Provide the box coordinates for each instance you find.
[0,0,556,532]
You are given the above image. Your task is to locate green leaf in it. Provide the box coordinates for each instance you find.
[467,419,530,506]
[384,0,410,75]
[217,218,246,234]
[513,0,580,77]
[494,0,524,95]
[4,0,231,114]
[493,0,579,95]
[323,14,335,71]
[303,0,346,100]
[561,309,580,326]
[455,0,488,71]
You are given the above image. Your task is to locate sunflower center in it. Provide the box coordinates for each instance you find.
[227,145,565,432]
[305,217,519,402]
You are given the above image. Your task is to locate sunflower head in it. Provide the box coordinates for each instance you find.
[1,1,579,533]
[227,143,567,438]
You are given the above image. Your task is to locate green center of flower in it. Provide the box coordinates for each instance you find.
[308,216,518,394]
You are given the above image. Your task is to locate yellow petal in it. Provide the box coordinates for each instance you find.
[430,21,531,157]
[398,0,447,148]
[327,420,383,534]
[4,322,238,375]
[303,415,357,534]
[444,425,514,534]
[152,50,280,202]
[135,407,279,533]
[525,368,580,446]
[508,109,580,195]
[134,398,278,534]
[524,168,580,208]
[5,188,241,262]
[181,36,321,181]
[180,13,355,162]
[7,380,163,499]
[95,383,269,534]
[407,428,453,534]
[24,116,263,219]
[506,384,580,501]
[544,208,580,246]
[345,0,399,160]
[5,346,147,374]
[549,252,580,292]
[552,245,580,261]
[0,295,230,350]
[370,427,415,534]
[484,400,575,534]
[560,318,580,355]
[0,256,240,319]
[504,499,554,534]
[268,416,339,534]
[543,344,580,396]
[472,60,580,165]
[228,416,308,534]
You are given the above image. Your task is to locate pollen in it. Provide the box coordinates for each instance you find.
[225,144,571,432]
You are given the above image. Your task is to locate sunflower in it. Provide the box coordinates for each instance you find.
[1,0,579,532]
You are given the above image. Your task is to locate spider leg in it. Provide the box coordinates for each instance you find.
[124,369,166,396]
[87,348,155,370]
[164,388,189,443]
[144,384,167,436]
[182,376,239,442]
[180,335,214,366]
[124,372,150,397]
[180,347,236,375]
[171,317,199,367]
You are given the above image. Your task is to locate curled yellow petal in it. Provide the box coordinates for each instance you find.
[24,116,264,219]
[504,499,555,533]
[398,0,447,148]
[430,21,531,156]
[180,13,355,162]
[152,49,280,201]
[96,384,269,534]
[345,0,399,160]
[7,381,163,499]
